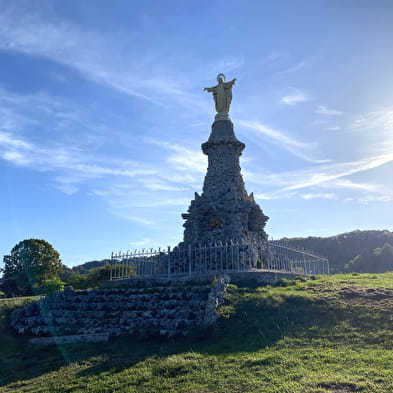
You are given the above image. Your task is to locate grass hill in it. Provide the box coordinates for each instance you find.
[1,273,393,392]
[281,229,393,273]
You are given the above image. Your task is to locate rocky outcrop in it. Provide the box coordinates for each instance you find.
[11,278,230,339]
[204,275,230,324]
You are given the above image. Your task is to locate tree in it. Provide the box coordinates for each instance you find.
[345,243,393,273]
[63,264,134,290]
[40,278,65,295]
[1,239,63,297]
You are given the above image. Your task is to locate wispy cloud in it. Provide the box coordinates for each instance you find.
[332,179,381,192]
[349,108,393,131]
[279,152,393,192]
[211,56,245,74]
[278,59,308,74]
[131,198,190,208]
[0,130,33,150]
[144,137,206,174]
[0,4,206,113]
[139,178,190,192]
[324,126,341,131]
[128,238,152,249]
[0,108,157,195]
[0,131,155,180]
[328,179,393,204]
[264,52,282,63]
[248,150,393,203]
[300,192,337,200]
[281,88,309,106]
[316,105,343,116]
[358,194,393,204]
[238,120,329,164]
[239,120,309,149]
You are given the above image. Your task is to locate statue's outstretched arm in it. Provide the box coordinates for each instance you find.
[226,78,237,87]
[204,86,215,92]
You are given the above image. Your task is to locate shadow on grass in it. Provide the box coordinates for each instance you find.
[0,281,378,387]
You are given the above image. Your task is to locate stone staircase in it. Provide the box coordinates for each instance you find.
[11,277,229,339]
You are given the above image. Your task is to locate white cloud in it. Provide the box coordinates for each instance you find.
[211,56,245,74]
[248,150,393,203]
[0,126,158,196]
[0,4,206,112]
[144,137,207,173]
[280,152,393,193]
[278,59,309,74]
[324,126,341,131]
[332,179,380,192]
[238,120,309,149]
[300,193,337,200]
[131,198,190,208]
[281,89,309,106]
[349,108,393,131]
[2,150,30,165]
[0,130,32,150]
[265,52,282,62]
[55,182,79,195]
[140,179,190,192]
[316,105,343,116]
[129,238,152,249]
[358,194,393,204]
[238,120,329,164]
[254,191,296,200]
[310,119,329,126]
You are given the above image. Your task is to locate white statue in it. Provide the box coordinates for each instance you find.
[204,73,236,120]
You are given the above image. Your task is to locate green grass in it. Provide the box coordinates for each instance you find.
[1,273,393,392]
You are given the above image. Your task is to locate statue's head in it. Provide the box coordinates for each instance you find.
[217,73,226,83]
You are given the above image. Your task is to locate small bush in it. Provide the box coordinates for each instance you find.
[40,278,65,295]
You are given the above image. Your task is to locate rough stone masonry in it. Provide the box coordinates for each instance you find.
[11,277,230,339]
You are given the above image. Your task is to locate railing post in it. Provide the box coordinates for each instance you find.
[167,246,171,278]
[188,244,192,277]
[110,252,113,280]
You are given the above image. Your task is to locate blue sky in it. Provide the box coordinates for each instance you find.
[1,0,393,267]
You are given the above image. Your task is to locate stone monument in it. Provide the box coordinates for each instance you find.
[182,74,269,255]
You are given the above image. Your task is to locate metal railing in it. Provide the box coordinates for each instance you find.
[110,240,329,280]
[269,240,330,276]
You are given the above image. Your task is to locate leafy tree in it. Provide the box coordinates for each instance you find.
[1,239,63,297]
[345,243,393,273]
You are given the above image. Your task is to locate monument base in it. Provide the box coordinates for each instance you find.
[182,119,269,265]
[215,112,231,121]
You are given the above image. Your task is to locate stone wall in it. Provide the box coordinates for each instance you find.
[11,277,230,339]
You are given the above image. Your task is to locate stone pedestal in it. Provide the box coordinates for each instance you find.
[182,120,268,247]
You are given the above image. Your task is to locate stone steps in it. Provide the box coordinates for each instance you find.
[11,277,229,339]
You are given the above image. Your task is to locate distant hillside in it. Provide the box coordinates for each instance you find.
[281,229,393,273]
[71,259,110,274]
